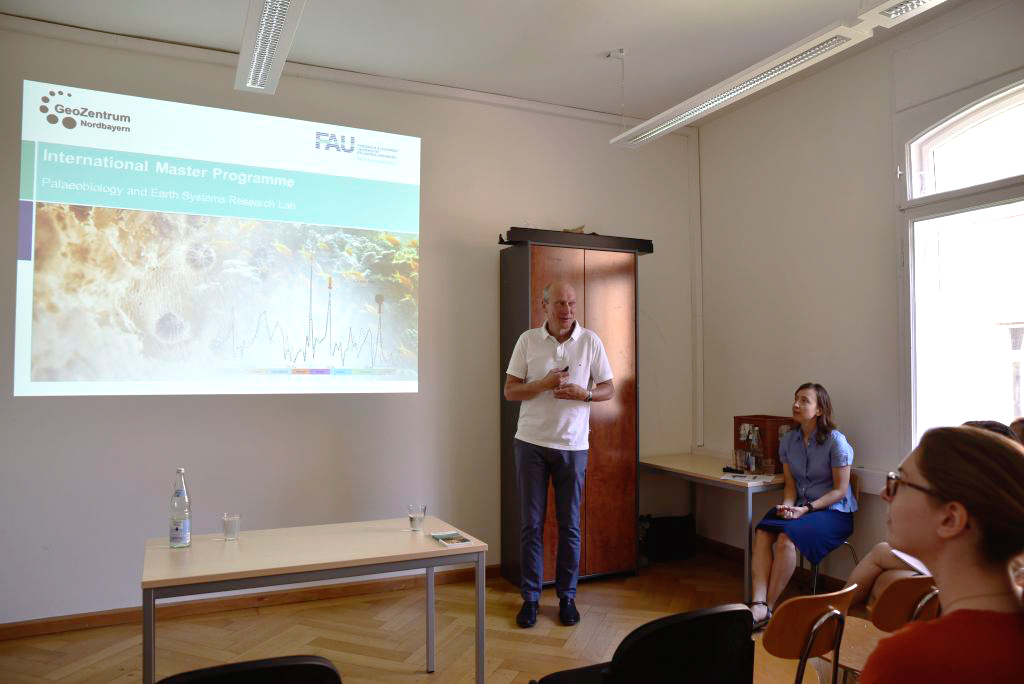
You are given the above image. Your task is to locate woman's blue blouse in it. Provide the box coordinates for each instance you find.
[779,428,857,512]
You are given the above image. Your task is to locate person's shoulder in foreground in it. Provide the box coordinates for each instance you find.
[859,608,1024,683]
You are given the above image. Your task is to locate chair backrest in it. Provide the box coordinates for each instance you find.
[607,603,754,683]
[762,584,857,660]
[849,471,861,502]
[870,575,940,632]
[157,655,341,684]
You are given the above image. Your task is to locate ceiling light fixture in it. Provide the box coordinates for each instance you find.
[880,0,932,20]
[234,0,307,95]
[626,35,852,146]
[612,0,950,146]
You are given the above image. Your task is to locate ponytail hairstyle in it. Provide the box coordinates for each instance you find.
[916,426,1024,565]
[796,382,836,446]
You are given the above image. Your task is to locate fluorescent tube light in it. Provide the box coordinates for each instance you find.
[626,35,852,146]
[612,0,951,146]
[234,0,307,95]
[872,0,949,28]
[611,25,869,147]
[880,1,931,20]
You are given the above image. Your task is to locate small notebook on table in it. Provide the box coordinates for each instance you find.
[430,531,472,546]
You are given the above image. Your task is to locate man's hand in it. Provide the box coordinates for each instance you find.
[504,370,570,402]
[553,383,588,401]
[541,368,569,391]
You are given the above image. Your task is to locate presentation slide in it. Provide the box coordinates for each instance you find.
[15,81,420,396]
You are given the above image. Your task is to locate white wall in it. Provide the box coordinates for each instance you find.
[0,21,692,624]
[694,0,1024,578]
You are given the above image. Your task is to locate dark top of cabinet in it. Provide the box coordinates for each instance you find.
[499,227,653,254]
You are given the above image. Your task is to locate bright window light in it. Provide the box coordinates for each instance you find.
[912,199,1024,442]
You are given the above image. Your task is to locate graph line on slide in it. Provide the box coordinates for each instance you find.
[226,258,390,368]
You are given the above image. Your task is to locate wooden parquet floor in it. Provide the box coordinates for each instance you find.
[0,552,815,683]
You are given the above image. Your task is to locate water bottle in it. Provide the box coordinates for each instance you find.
[169,467,191,548]
[749,427,763,473]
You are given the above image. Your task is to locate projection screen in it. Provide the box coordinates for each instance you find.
[15,81,420,396]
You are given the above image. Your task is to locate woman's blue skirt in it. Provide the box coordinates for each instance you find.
[756,509,854,564]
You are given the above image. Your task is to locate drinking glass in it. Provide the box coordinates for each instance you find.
[407,504,426,531]
[222,513,241,540]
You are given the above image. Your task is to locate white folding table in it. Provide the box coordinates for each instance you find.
[141,516,487,683]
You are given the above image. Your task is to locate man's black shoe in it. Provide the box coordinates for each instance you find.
[516,600,539,628]
[559,597,580,626]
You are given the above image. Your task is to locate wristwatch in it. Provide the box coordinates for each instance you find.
[805,501,815,513]
[585,390,593,402]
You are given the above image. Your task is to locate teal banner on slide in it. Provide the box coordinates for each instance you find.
[24,142,420,234]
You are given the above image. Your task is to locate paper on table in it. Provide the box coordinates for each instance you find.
[720,473,776,482]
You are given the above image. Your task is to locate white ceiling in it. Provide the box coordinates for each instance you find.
[2,0,880,119]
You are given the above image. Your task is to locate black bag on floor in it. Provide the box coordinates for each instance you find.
[639,514,696,561]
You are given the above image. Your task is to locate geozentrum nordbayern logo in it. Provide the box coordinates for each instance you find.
[38,88,132,133]
[39,89,76,129]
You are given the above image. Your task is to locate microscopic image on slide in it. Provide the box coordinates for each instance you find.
[30,202,418,382]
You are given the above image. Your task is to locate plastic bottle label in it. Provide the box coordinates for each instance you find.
[173,489,186,497]
[170,519,191,544]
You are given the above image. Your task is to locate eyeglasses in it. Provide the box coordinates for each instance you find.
[885,472,943,499]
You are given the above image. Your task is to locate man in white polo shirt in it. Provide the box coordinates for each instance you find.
[504,281,614,628]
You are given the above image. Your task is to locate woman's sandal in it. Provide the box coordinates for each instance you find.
[748,601,772,632]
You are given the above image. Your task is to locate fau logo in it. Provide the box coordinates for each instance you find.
[315,132,355,153]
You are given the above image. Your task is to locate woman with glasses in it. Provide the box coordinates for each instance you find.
[847,419,1022,610]
[859,426,1024,683]
[748,383,856,629]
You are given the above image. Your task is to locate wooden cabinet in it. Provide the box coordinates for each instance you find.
[499,228,651,587]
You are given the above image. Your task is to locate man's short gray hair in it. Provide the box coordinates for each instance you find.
[542,281,575,303]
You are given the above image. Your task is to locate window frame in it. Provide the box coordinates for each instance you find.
[895,62,1024,455]
[907,80,1024,200]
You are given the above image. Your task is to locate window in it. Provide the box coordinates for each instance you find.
[907,81,1024,444]
[911,200,1024,437]
[1006,323,1023,417]
[909,82,1024,199]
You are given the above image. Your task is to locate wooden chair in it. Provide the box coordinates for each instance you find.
[157,655,341,684]
[869,574,939,632]
[762,584,857,684]
[530,604,754,683]
[818,574,940,679]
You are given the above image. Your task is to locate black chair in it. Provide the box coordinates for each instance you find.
[157,655,341,684]
[529,604,753,684]
[805,540,859,594]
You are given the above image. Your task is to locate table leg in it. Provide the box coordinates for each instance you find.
[744,491,753,603]
[143,588,155,684]
[476,551,486,684]
[426,566,435,673]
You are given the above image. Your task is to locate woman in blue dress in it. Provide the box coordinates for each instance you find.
[749,382,856,629]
